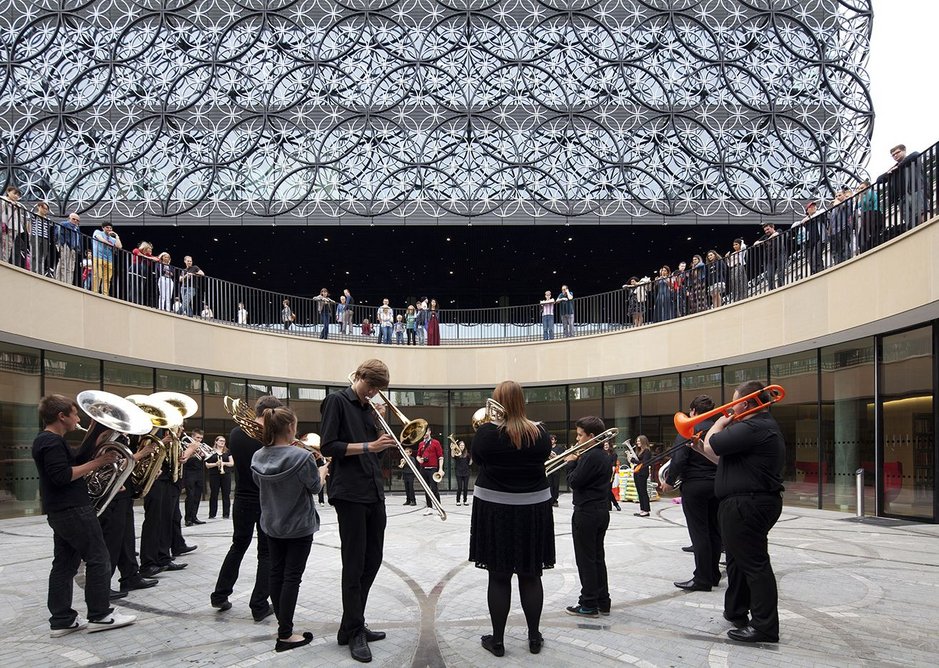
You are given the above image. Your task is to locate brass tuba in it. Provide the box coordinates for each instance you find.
[124,394,178,498]
[76,391,154,515]
[150,391,199,481]
[471,398,506,432]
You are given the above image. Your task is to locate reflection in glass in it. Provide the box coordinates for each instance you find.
[0,343,41,518]
[770,351,820,508]
[640,374,680,448]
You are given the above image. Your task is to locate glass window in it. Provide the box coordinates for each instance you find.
[0,343,42,518]
[44,351,101,401]
[724,361,767,400]
[523,385,567,445]
[640,374,680,447]
[290,384,326,433]
[770,351,820,508]
[386,389,448,489]
[681,367,722,407]
[103,361,152,397]
[157,370,203,425]
[881,327,934,520]
[604,379,640,442]
[568,382,603,443]
[820,339,875,513]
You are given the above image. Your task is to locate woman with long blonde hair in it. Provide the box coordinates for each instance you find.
[469,380,554,657]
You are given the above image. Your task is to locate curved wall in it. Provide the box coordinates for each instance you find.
[2,218,938,388]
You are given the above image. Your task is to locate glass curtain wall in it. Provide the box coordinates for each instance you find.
[880,327,935,520]
[820,339,875,513]
[640,374,680,453]
[770,351,821,508]
[45,352,102,449]
[0,343,42,518]
[603,379,640,445]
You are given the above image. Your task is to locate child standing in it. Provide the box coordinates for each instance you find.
[394,314,405,344]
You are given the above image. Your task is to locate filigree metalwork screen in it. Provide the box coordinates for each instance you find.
[0,0,873,224]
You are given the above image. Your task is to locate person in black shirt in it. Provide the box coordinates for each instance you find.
[205,435,233,519]
[632,435,652,517]
[603,440,622,511]
[211,395,281,621]
[320,358,397,663]
[453,439,471,505]
[183,429,207,526]
[399,445,417,505]
[32,394,137,636]
[548,434,563,506]
[564,416,613,618]
[664,394,720,592]
[695,381,785,644]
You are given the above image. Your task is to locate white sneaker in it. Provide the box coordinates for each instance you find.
[88,612,137,633]
[423,509,433,516]
[50,617,87,637]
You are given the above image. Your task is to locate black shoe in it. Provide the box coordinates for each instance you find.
[208,515,216,519]
[529,631,543,654]
[192,519,206,525]
[723,612,749,629]
[481,634,505,657]
[120,577,158,592]
[252,606,274,622]
[598,607,611,616]
[339,626,386,645]
[276,631,314,653]
[223,515,230,519]
[109,589,127,600]
[164,561,187,571]
[185,521,194,527]
[212,599,232,612]
[727,626,778,643]
[175,544,197,555]
[681,545,694,553]
[614,505,622,511]
[552,501,559,507]
[349,631,372,662]
[674,579,712,592]
[565,605,599,618]
[634,511,650,517]
[403,499,411,504]
[138,565,164,578]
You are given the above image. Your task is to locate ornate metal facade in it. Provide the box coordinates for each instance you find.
[0,0,873,224]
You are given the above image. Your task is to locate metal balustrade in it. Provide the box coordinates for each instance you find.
[2,139,936,344]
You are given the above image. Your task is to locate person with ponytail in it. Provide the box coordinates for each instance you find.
[469,380,555,657]
[251,405,327,653]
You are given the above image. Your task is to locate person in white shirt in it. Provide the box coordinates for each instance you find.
[237,302,248,325]
[539,291,555,340]
[377,298,394,345]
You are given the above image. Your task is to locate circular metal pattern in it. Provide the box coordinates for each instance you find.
[0,0,873,222]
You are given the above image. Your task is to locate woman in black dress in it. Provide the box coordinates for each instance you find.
[632,435,652,517]
[205,436,233,519]
[470,380,554,657]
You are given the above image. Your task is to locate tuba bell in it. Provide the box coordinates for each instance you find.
[124,394,179,499]
[472,398,506,432]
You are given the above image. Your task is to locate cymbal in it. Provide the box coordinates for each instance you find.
[76,390,154,436]
[150,392,199,419]
[125,394,182,428]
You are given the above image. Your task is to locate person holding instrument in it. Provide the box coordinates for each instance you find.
[206,435,233,520]
[692,381,785,644]
[320,359,397,663]
[470,380,554,657]
[251,405,328,653]
[416,428,443,516]
[631,436,652,517]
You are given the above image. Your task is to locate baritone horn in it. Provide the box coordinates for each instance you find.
[471,398,506,431]
[544,427,619,476]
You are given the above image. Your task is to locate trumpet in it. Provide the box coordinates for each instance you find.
[634,384,786,474]
[544,427,619,476]
[218,453,227,475]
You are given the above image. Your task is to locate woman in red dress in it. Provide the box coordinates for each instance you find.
[427,298,440,346]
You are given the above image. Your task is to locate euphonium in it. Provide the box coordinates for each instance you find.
[471,398,506,431]
[125,394,177,499]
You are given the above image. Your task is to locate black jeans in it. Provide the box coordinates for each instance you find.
[212,497,271,615]
[184,472,204,522]
[719,494,783,641]
[681,479,722,586]
[456,475,469,502]
[140,478,173,569]
[571,504,611,610]
[634,472,650,512]
[99,493,140,582]
[549,471,561,503]
[269,533,314,639]
[420,468,440,507]
[47,505,113,627]
[333,499,386,642]
[208,473,232,518]
[403,474,415,503]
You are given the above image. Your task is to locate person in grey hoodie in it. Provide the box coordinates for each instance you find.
[251,405,327,653]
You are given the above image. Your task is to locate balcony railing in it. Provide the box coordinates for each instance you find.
[2,139,936,345]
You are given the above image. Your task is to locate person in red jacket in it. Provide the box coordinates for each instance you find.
[416,428,444,516]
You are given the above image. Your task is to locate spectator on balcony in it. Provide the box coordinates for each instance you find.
[172,296,183,314]
[237,301,248,325]
[127,241,156,306]
[31,201,53,276]
[427,299,441,346]
[377,298,394,344]
[341,289,355,334]
[653,266,676,323]
[754,222,785,290]
[0,184,22,263]
[705,250,726,310]
[623,276,647,327]
[416,297,428,345]
[314,288,333,340]
[726,239,748,303]
[157,253,175,311]
[282,299,295,331]
[336,295,347,334]
[81,249,93,290]
[361,317,372,337]
[201,303,214,319]
[688,255,707,313]
[540,290,555,340]
[92,223,121,295]
[405,304,417,345]
[178,255,204,316]
[394,314,405,344]
[794,201,825,276]
[55,212,82,286]
[556,285,575,337]
[673,261,688,317]
[877,144,928,228]
[828,187,854,264]
[856,179,881,253]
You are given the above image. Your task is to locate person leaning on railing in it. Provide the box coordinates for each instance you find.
[55,212,83,286]
[91,222,122,296]
[31,202,53,277]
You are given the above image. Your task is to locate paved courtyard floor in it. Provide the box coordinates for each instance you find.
[1,495,937,667]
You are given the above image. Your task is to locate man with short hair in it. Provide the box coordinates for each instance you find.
[556,285,575,337]
[55,212,82,285]
[564,416,613,618]
[92,223,122,295]
[179,255,205,316]
[342,288,355,334]
[695,381,785,643]
[877,144,928,228]
[416,428,443,517]
[183,429,207,526]
[32,394,137,636]
[753,222,785,291]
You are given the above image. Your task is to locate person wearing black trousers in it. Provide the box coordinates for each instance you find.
[632,435,652,517]
[663,395,719,592]
[320,359,398,663]
[694,381,785,644]
[453,440,471,505]
[399,446,417,505]
[564,416,613,618]
[548,434,563,506]
[603,441,622,511]
[205,435,233,519]
[183,429,207,526]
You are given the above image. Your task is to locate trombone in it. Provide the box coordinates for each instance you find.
[633,384,786,474]
[544,427,619,476]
